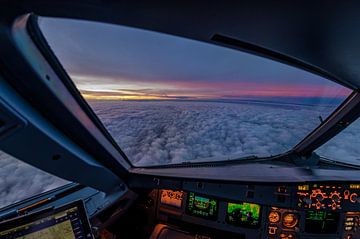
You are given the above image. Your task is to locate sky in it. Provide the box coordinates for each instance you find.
[38,17,350,102]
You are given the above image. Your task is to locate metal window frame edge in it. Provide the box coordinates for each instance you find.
[293,90,360,156]
[0,12,132,176]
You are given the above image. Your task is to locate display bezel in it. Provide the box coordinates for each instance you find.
[186,192,219,220]
[160,190,184,208]
[0,200,93,238]
[304,210,340,234]
[226,201,262,229]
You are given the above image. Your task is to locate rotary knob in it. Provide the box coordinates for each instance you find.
[350,193,359,203]
[316,193,324,201]
[330,192,341,203]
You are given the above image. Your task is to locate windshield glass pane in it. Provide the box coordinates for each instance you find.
[316,118,360,165]
[38,17,351,166]
[0,150,68,208]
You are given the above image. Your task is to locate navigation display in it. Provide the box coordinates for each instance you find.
[226,202,261,228]
[305,210,339,234]
[160,190,183,208]
[186,192,218,220]
[0,200,93,239]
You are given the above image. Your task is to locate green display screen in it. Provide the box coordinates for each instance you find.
[226,202,261,228]
[186,192,218,220]
[305,211,339,234]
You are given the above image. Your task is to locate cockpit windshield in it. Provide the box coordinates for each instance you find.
[38,17,351,166]
[0,150,68,208]
[317,117,360,165]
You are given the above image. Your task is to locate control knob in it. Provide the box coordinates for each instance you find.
[316,193,324,201]
[330,192,341,203]
[350,193,360,203]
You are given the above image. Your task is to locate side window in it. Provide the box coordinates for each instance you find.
[0,150,68,208]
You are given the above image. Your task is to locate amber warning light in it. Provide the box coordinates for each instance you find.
[350,184,360,189]
[298,185,309,191]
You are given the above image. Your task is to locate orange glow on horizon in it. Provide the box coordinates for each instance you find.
[81,93,170,100]
[81,87,349,100]
[75,73,351,101]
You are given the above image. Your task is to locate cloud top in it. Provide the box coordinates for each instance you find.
[1,99,358,208]
[0,151,68,208]
[88,100,335,166]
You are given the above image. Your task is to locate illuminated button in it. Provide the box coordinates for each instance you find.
[344,190,350,200]
[298,185,309,191]
[268,226,278,235]
[278,186,287,193]
[279,233,295,239]
[345,221,355,227]
[350,184,360,189]
[345,226,353,231]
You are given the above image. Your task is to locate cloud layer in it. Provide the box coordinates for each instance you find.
[89,100,337,166]
[0,100,358,208]
[317,119,360,164]
[0,151,68,208]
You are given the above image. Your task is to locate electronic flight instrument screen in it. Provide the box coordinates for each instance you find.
[305,210,339,234]
[0,200,93,239]
[226,202,261,228]
[160,190,183,208]
[186,192,218,220]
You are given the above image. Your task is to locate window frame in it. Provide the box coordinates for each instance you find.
[0,13,127,194]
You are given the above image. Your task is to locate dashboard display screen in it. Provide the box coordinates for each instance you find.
[186,192,218,220]
[0,200,93,239]
[160,190,183,208]
[226,202,261,228]
[305,211,339,233]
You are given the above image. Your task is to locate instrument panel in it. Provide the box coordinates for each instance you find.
[157,182,360,239]
[267,207,299,239]
[296,183,360,211]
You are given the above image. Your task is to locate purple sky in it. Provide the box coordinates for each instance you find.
[39,17,351,101]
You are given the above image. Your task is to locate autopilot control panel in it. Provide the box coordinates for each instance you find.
[155,182,360,239]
